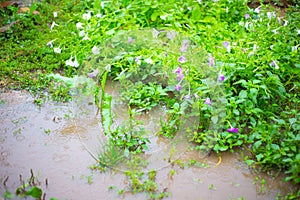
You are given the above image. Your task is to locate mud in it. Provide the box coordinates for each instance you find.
[0,88,298,200]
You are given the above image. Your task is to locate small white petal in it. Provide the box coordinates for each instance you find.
[145,58,153,64]
[66,56,74,67]
[92,46,100,55]
[53,12,58,18]
[82,34,91,41]
[50,21,58,30]
[73,56,79,68]
[76,22,84,30]
[79,30,85,37]
[47,41,54,48]
[82,11,91,20]
[54,47,61,54]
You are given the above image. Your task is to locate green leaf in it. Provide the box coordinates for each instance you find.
[192,4,201,21]
[271,144,280,151]
[239,90,247,99]
[256,154,264,161]
[102,94,113,135]
[26,186,42,198]
[233,109,239,116]
[252,79,261,84]
[233,79,247,86]
[106,29,115,35]
[295,64,300,68]
[289,118,297,125]
[101,72,113,135]
[211,116,218,124]
[253,140,262,149]
[151,12,159,21]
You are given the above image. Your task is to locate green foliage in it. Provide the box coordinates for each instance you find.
[126,82,169,112]
[3,169,54,199]
[96,140,125,170]
[110,117,150,154]
[1,0,300,196]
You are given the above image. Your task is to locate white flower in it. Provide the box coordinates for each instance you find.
[277,17,281,23]
[46,39,56,48]
[135,56,142,65]
[144,58,153,64]
[253,44,258,51]
[96,13,102,18]
[297,30,300,35]
[270,60,279,70]
[73,56,79,68]
[53,12,58,18]
[65,55,79,68]
[82,34,91,41]
[92,46,100,55]
[50,21,59,31]
[267,12,275,19]
[272,29,279,34]
[76,22,84,30]
[254,7,260,14]
[66,56,74,66]
[82,11,91,20]
[283,20,288,26]
[54,47,61,54]
[79,30,85,37]
[101,2,105,9]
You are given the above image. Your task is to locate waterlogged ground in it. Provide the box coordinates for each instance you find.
[0,86,298,200]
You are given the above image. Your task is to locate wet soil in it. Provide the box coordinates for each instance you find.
[0,88,298,200]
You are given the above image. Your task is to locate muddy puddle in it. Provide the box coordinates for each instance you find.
[0,85,298,200]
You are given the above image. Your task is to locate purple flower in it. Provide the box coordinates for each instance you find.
[222,41,231,53]
[175,67,182,74]
[184,95,191,100]
[222,41,229,48]
[244,13,250,19]
[87,68,99,78]
[178,55,186,63]
[167,31,177,40]
[227,127,239,133]
[204,97,211,106]
[177,72,184,81]
[174,67,184,81]
[218,74,225,82]
[175,84,182,91]
[208,56,215,66]
[180,40,189,52]
[270,60,279,69]
[128,36,134,44]
[135,56,141,65]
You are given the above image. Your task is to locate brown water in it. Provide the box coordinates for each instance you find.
[0,88,298,200]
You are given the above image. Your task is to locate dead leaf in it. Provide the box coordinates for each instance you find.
[0,1,18,8]
[18,7,30,13]
[18,7,40,15]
